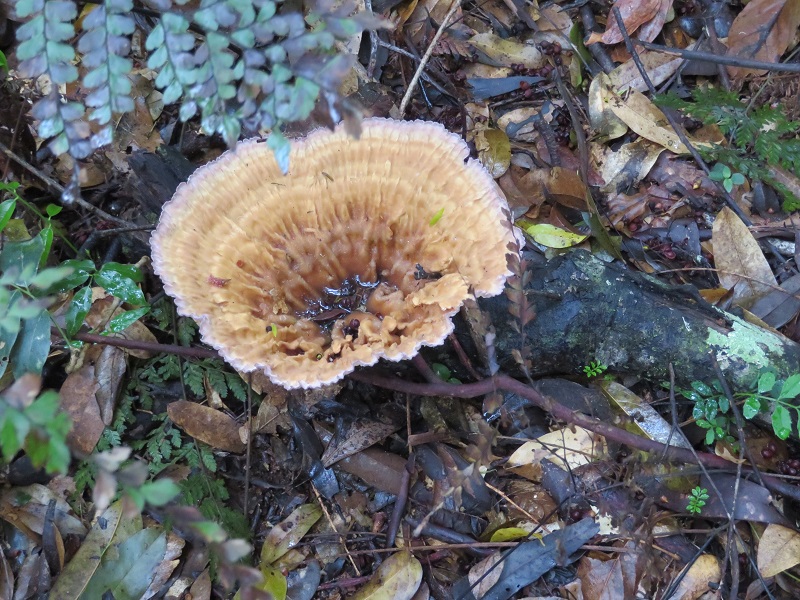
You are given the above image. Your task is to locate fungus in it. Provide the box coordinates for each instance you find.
[150,118,516,389]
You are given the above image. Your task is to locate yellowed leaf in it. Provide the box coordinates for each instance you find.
[712,207,778,307]
[507,427,607,481]
[758,524,800,577]
[351,551,422,600]
[475,128,511,178]
[469,33,543,67]
[669,555,720,600]
[523,223,588,248]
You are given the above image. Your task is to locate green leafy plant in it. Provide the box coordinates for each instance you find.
[655,86,800,211]
[13,0,381,182]
[680,371,800,444]
[708,163,746,193]
[583,360,608,378]
[686,486,709,515]
[0,378,71,473]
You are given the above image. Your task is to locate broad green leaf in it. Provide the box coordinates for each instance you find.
[691,381,714,396]
[0,198,15,231]
[52,258,95,292]
[108,307,150,332]
[0,409,29,459]
[779,374,800,400]
[743,396,761,420]
[29,265,74,291]
[11,310,51,377]
[0,235,45,280]
[758,372,776,395]
[95,263,146,305]
[772,405,793,440]
[138,479,180,507]
[66,286,93,336]
[260,504,322,566]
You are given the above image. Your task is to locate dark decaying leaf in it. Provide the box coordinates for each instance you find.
[726,0,800,78]
[320,419,399,467]
[750,273,800,328]
[451,518,600,600]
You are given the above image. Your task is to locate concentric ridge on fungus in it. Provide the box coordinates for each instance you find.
[150,118,517,389]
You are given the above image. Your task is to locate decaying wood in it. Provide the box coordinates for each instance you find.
[470,250,800,430]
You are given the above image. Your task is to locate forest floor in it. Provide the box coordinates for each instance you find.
[3,0,800,598]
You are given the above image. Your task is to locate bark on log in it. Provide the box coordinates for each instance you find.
[472,250,800,431]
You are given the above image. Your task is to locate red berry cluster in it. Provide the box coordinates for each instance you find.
[777,457,800,476]
[761,439,778,459]
[539,40,563,65]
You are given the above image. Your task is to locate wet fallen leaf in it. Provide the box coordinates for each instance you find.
[750,273,800,328]
[59,351,106,456]
[167,400,246,453]
[475,128,512,178]
[757,523,800,577]
[726,0,800,78]
[351,551,422,600]
[712,207,778,307]
[0,484,86,540]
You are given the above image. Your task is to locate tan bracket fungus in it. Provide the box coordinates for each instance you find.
[151,118,516,389]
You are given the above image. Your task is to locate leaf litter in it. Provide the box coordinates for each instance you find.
[3,0,800,597]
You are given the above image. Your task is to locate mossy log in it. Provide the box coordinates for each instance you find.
[472,250,800,431]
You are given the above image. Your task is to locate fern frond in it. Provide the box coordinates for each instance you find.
[78,0,136,148]
[17,0,92,158]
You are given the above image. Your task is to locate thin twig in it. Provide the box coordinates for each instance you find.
[348,370,800,503]
[399,0,461,116]
[635,40,800,73]
[0,140,136,228]
[62,329,220,359]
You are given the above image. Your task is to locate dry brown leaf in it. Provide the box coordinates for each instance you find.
[712,207,778,307]
[727,0,800,78]
[60,347,116,456]
[577,556,628,600]
[167,401,246,453]
[587,0,661,45]
[757,523,800,577]
[85,292,158,359]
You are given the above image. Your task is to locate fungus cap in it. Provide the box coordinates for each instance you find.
[151,118,516,389]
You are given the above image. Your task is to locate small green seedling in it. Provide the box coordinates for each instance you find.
[709,163,746,193]
[686,486,709,515]
[583,360,607,378]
